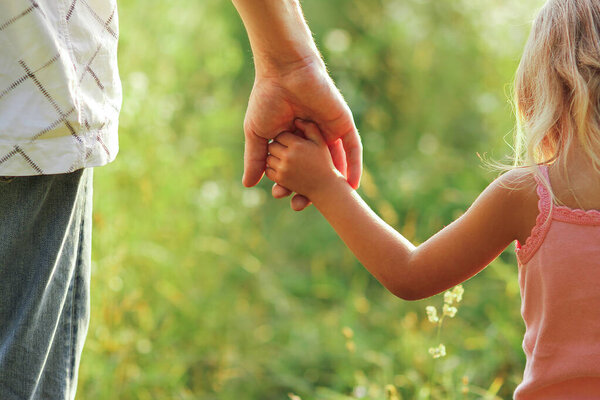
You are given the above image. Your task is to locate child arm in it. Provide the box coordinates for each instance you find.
[267,120,532,300]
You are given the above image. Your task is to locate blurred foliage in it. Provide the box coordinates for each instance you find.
[79,0,545,399]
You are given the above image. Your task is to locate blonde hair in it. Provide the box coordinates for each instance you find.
[513,0,600,178]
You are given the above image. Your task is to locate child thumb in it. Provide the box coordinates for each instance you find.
[295,119,325,146]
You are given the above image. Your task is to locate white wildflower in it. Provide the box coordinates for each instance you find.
[452,285,464,303]
[425,306,439,323]
[444,284,464,304]
[428,344,446,359]
[443,303,457,318]
[444,290,455,304]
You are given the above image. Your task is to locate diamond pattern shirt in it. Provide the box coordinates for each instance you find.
[0,0,121,175]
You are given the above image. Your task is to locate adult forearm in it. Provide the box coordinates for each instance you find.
[232,0,324,75]
[311,179,417,299]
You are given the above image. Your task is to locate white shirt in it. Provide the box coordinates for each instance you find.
[0,0,121,175]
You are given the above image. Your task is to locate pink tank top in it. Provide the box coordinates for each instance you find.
[514,165,600,399]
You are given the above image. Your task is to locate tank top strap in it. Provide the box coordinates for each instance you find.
[536,164,553,217]
[541,165,600,225]
[516,165,554,265]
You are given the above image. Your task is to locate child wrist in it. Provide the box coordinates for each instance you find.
[309,175,349,205]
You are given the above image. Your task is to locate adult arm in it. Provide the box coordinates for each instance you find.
[232,0,362,210]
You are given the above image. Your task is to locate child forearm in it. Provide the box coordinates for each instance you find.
[268,119,521,302]
[311,177,418,300]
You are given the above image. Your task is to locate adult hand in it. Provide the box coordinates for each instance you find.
[233,0,362,210]
[243,58,361,211]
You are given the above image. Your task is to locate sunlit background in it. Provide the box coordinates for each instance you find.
[81,0,545,398]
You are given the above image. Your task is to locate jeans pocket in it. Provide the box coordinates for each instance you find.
[0,176,15,183]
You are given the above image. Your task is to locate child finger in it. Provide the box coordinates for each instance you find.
[272,183,292,199]
[268,141,287,158]
[292,128,306,139]
[295,119,325,145]
[291,193,312,211]
[274,131,302,147]
[265,167,279,183]
[266,154,281,170]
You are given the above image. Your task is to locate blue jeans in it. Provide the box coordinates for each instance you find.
[0,169,92,400]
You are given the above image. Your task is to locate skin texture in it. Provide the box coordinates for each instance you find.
[266,120,539,300]
[232,0,362,211]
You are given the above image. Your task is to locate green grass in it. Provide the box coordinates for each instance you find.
[79,0,543,398]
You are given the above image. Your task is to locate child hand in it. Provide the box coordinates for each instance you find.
[266,120,344,200]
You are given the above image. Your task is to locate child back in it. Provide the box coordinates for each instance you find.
[514,160,600,398]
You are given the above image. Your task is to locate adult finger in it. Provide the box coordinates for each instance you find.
[272,183,292,199]
[328,139,348,178]
[243,128,269,187]
[341,129,363,189]
[291,193,312,211]
[267,141,287,158]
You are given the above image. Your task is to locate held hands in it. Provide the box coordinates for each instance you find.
[232,0,361,210]
[266,120,345,202]
[242,60,362,210]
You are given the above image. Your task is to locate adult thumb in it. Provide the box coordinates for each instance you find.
[294,119,325,146]
[242,127,268,187]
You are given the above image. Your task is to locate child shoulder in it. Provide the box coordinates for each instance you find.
[485,168,538,213]
[494,168,537,195]
[488,168,540,244]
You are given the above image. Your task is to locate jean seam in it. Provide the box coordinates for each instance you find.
[69,174,87,384]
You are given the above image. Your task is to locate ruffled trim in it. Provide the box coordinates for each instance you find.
[552,204,600,225]
[516,170,553,265]
[516,165,600,264]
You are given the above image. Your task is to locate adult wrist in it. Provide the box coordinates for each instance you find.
[232,0,325,78]
[254,47,325,79]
